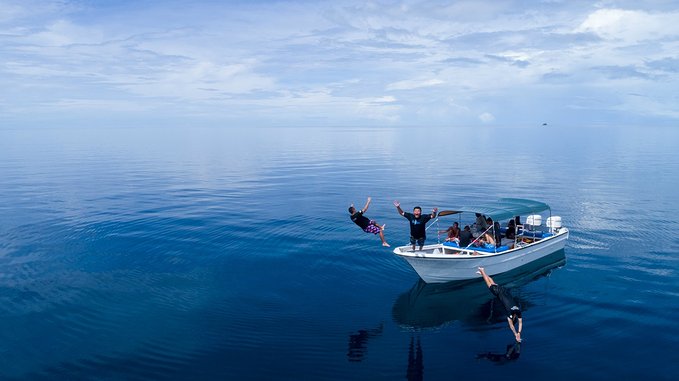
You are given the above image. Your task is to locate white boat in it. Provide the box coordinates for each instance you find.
[392,198,569,283]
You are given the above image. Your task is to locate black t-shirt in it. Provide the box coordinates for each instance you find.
[459,229,473,246]
[490,284,522,319]
[351,211,370,229]
[403,212,432,239]
[493,223,502,246]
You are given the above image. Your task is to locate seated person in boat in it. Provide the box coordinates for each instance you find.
[473,232,496,249]
[505,219,517,239]
[459,225,474,247]
[438,222,460,243]
[487,217,502,247]
[474,213,488,234]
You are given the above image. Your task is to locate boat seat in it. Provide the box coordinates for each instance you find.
[470,245,510,253]
[501,227,524,233]
[519,231,553,239]
[444,241,510,253]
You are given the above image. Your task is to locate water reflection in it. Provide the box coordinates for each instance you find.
[406,336,424,381]
[346,328,426,381]
[348,251,566,378]
[392,250,566,330]
[346,323,384,362]
[476,341,521,364]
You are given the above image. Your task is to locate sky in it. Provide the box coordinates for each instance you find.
[1,0,679,128]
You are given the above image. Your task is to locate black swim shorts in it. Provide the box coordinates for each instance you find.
[409,236,425,246]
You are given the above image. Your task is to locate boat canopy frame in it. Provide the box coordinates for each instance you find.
[437,198,552,222]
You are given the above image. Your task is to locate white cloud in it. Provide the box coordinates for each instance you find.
[1,1,679,127]
[479,112,495,123]
[28,19,104,46]
[577,8,679,42]
[386,78,445,91]
[118,60,276,99]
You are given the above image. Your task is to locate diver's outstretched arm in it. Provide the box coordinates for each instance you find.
[477,267,496,288]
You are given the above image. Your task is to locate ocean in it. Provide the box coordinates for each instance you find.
[1,125,678,380]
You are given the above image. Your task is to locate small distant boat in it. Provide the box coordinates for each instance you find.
[392,198,569,283]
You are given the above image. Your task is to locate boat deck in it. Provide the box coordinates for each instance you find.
[393,230,561,258]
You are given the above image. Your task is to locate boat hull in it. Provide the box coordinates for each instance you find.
[394,228,569,283]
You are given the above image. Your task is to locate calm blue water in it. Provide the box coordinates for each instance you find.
[1,125,678,380]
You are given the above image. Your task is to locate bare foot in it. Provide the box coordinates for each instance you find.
[476,266,484,274]
[381,224,386,230]
[382,242,390,247]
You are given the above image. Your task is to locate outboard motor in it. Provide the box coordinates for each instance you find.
[525,215,542,231]
[546,216,562,233]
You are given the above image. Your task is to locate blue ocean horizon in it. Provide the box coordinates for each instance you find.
[1,125,678,380]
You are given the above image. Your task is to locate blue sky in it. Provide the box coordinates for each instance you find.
[2,0,678,128]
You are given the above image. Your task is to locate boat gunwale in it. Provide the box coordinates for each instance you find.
[392,227,569,260]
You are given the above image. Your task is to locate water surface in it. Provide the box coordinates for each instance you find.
[1,125,678,380]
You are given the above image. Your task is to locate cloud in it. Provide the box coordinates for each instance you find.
[386,77,444,91]
[1,1,679,127]
[645,57,679,73]
[118,60,277,99]
[28,19,104,46]
[577,8,679,42]
[592,65,653,80]
[479,112,495,123]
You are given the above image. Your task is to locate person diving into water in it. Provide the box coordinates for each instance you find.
[477,267,523,342]
[349,197,390,247]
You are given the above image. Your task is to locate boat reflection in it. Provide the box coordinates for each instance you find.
[392,250,566,330]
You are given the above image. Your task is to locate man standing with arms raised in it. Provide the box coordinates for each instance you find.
[393,201,438,251]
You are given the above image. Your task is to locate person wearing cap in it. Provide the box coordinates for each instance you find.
[477,267,523,342]
[349,197,390,247]
[393,201,438,251]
